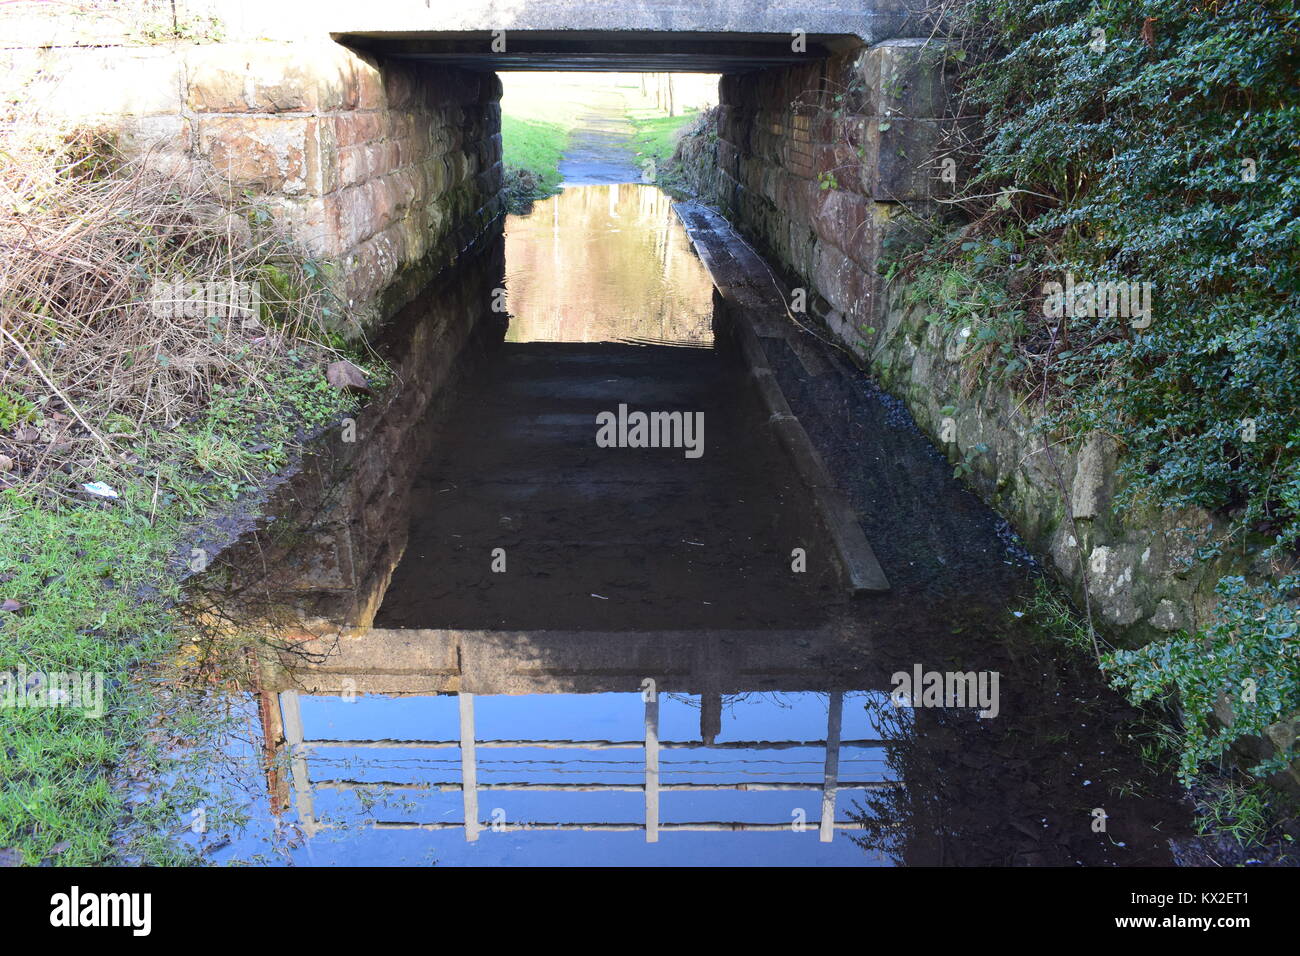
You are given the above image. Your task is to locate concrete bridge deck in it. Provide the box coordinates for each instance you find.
[321,0,938,69]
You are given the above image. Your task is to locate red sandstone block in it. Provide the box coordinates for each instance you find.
[859,39,955,120]
[196,115,310,194]
[858,116,953,202]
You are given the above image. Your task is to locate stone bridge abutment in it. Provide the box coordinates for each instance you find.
[4,38,506,337]
[3,1,947,341]
[1,2,956,629]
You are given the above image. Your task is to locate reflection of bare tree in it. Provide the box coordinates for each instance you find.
[847,696,916,864]
[180,487,345,660]
[847,692,1066,865]
[665,690,803,713]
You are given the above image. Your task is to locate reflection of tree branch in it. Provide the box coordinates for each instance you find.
[847,695,914,863]
[662,690,798,712]
[174,470,351,688]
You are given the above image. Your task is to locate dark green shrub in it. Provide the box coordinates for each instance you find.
[918,0,1300,780]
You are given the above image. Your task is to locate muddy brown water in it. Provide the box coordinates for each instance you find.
[372,339,839,631]
[154,183,1193,866]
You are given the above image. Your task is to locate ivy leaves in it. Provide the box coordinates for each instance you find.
[938,0,1300,782]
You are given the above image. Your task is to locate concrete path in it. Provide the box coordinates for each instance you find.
[557,88,642,186]
[673,202,890,594]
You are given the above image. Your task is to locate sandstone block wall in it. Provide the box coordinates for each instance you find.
[870,295,1243,641]
[710,40,958,348]
[3,39,503,336]
[688,38,1242,648]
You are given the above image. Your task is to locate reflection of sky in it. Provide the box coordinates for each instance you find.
[208,690,898,866]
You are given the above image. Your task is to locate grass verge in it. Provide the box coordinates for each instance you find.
[500,114,570,211]
[625,106,701,195]
[499,78,596,212]
[626,107,699,168]
[0,125,384,864]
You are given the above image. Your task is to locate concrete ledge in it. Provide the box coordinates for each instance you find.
[267,625,860,695]
[674,200,890,595]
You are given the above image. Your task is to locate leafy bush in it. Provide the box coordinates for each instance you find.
[1105,575,1300,784]
[913,0,1300,783]
[928,0,1300,553]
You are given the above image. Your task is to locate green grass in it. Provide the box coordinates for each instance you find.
[624,106,702,196]
[0,353,377,865]
[499,79,707,210]
[501,114,569,198]
[499,79,597,209]
[1193,779,1281,849]
[1,492,179,864]
[1016,575,1104,658]
[625,106,700,170]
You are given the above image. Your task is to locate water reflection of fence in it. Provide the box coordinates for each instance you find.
[279,690,892,843]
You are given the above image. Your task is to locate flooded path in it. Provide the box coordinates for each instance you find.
[376,188,834,629]
[372,340,837,630]
[155,183,1194,867]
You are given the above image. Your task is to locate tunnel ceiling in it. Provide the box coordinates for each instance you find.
[333,30,864,72]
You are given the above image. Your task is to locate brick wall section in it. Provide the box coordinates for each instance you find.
[3,41,503,336]
[708,40,957,352]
